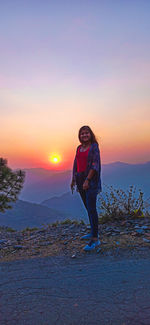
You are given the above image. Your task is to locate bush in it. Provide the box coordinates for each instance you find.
[98,184,150,221]
[0,158,25,212]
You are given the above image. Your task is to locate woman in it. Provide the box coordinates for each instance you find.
[71,125,102,251]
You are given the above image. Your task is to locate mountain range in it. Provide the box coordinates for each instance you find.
[0,199,85,230]
[20,161,150,203]
[0,161,149,230]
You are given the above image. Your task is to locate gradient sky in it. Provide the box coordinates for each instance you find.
[1,0,150,170]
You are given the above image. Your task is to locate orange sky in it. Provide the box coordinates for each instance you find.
[1,1,150,169]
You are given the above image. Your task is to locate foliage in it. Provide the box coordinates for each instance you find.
[61,219,85,225]
[5,227,16,232]
[22,227,38,233]
[0,158,25,212]
[61,219,73,225]
[51,221,60,227]
[98,184,150,221]
[51,219,85,227]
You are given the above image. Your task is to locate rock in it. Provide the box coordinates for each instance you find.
[145,233,150,238]
[127,220,133,224]
[72,254,76,258]
[143,238,150,243]
[131,232,137,236]
[141,226,148,230]
[37,230,45,234]
[121,221,126,226]
[113,229,120,233]
[136,229,144,234]
[13,245,26,250]
[0,239,7,244]
[69,224,74,229]
[107,232,112,236]
[40,242,52,246]
[106,227,112,231]
[86,225,91,230]
[97,248,101,253]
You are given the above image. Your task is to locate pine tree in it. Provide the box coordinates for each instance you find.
[0,158,25,212]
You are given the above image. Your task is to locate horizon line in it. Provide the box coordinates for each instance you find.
[17,160,150,171]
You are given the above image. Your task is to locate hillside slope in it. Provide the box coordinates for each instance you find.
[0,200,71,230]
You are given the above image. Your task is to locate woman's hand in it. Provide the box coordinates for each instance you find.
[83,179,90,190]
[70,180,76,193]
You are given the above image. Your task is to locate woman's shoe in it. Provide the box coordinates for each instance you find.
[83,239,101,251]
[81,233,92,240]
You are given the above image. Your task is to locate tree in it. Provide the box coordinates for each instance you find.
[0,158,25,212]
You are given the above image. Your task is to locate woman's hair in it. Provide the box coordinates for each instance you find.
[78,125,98,144]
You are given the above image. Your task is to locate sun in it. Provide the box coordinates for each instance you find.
[49,154,61,164]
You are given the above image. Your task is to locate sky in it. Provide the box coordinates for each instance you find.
[1,0,150,170]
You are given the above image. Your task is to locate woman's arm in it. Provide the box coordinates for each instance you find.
[83,169,96,190]
[83,143,101,190]
[90,143,101,174]
[70,152,78,191]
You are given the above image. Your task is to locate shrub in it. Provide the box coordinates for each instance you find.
[98,184,149,221]
[22,227,38,233]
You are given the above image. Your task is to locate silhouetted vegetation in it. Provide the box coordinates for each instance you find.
[0,158,25,212]
[98,184,150,223]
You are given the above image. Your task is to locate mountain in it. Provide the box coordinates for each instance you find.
[42,191,87,219]
[41,161,150,220]
[20,168,71,202]
[1,161,149,230]
[19,162,150,203]
[102,161,150,198]
[0,200,72,230]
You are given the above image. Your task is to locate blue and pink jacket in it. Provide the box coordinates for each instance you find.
[72,142,102,193]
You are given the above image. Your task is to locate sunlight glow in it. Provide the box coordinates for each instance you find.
[50,154,61,164]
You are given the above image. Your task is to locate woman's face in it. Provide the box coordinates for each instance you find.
[80,129,91,144]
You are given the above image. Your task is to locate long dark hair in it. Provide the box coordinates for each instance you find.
[78,126,98,144]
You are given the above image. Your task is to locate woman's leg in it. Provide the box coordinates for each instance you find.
[78,188,87,209]
[76,173,87,209]
[76,173,98,238]
[85,188,98,238]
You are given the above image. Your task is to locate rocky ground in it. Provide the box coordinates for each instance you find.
[0,217,150,262]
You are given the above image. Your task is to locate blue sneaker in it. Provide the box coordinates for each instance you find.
[81,233,92,240]
[83,239,101,251]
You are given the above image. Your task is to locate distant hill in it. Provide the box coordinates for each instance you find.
[1,161,149,230]
[0,200,82,230]
[42,191,87,220]
[102,161,150,198]
[20,168,71,202]
[19,162,150,203]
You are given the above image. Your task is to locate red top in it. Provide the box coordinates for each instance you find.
[76,145,90,172]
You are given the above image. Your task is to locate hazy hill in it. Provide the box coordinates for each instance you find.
[20,168,71,202]
[1,161,149,230]
[19,162,150,203]
[0,200,72,230]
[102,161,150,197]
[42,191,87,219]
[40,161,150,221]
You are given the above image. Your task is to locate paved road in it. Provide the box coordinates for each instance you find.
[0,248,150,325]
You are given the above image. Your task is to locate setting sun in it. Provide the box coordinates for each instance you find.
[49,154,61,164]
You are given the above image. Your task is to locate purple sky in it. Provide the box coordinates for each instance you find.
[1,0,150,168]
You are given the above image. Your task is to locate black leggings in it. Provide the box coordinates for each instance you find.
[76,173,98,237]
